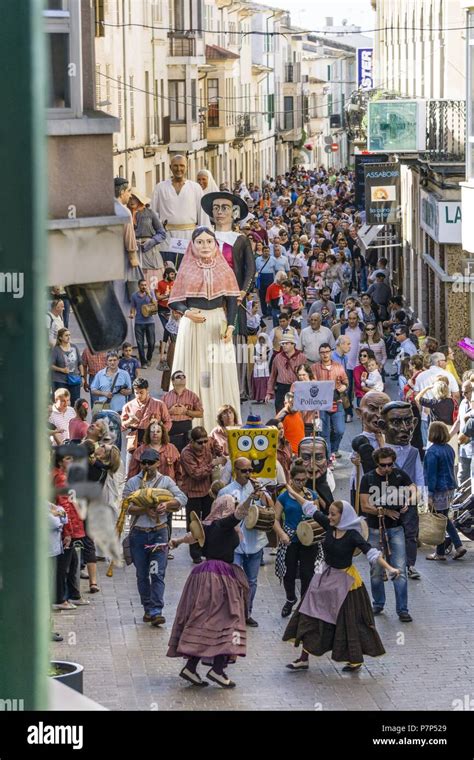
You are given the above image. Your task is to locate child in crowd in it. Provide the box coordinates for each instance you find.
[361,357,384,393]
[119,342,141,382]
[251,333,272,403]
[288,286,304,332]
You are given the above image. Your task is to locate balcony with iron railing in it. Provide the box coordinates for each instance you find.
[284,62,301,83]
[235,113,261,138]
[168,32,196,57]
[345,94,466,162]
[424,100,465,163]
[146,115,171,146]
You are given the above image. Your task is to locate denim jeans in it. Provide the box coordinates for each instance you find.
[369,526,408,615]
[420,418,429,447]
[129,527,168,616]
[346,369,354,415]
[436,510,462,556]
[134,323,156,365]
[457,456,472,486]
[233,549,263,614]
[319,406,345,456]
[271,307,281,327]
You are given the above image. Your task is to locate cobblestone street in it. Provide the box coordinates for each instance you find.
[51,352,474,711]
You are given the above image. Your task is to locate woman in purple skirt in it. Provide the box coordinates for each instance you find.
[167,494,252,688]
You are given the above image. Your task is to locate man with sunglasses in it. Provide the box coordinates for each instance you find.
[162,371,203,453]
[360,447,416,623]
[180,427,226,563]
[123,448,187,627]
[218,457,273,627]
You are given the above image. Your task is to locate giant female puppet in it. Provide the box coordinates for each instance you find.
[201,192,256,399]
[168,227,241,432]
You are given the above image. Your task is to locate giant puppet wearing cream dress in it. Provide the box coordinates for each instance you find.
[169,227,241,431]
[201,192,256,398]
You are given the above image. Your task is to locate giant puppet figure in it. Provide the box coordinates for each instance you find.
[297,436,335,511]
[201,192,256,398]
[168,226,241,432]
[151,155,210,268]
[351,398,424,577]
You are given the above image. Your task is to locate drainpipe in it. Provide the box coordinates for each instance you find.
[0,0,49,709]
[122,0,129,176]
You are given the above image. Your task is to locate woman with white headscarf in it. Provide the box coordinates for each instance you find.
[282,492,400,673]
[197,169,219,195]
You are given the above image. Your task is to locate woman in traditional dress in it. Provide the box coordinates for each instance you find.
[197,169,220,195]
[128,189,166,288]
[169,227,241,432]
[167,494,252,688]
[201,192,256,400]
[282,490,400,673]
[251,333,272,403]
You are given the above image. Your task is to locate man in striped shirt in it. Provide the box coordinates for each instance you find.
[265,333,306,413]
[162,371,203,452]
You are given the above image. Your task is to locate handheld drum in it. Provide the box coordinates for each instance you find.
[296,519,326,546]
[244,504,276,532]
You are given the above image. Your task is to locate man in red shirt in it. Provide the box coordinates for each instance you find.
[154,267,176,367]
[265,271,287,327]
[265,333,306,413]
[162,370,203,452]
[312,342,348,458]
[180,426,225,563]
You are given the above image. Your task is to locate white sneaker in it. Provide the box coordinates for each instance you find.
[68,597,90,606]
[52,601,77,611]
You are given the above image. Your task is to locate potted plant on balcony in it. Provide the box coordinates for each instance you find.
[49,661,84,694]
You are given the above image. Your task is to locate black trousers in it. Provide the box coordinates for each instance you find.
[275,382,291,414]
[169,420,193,453]
[185,495,213,560]
[55,544,81,604]
[134,323,156,364]
[283,541,319,601]
[399,506,419,567]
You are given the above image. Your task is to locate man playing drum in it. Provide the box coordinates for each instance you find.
[218,457,274,627]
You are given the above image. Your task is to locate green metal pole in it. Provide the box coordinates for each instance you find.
[0,0,48,709]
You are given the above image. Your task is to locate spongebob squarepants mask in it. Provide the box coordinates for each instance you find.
[227,427,278,479]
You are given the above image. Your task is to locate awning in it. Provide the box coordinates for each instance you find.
[357,224,384,252]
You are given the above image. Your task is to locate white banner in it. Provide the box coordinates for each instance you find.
[167,237,189,253]
[292,381,335,411]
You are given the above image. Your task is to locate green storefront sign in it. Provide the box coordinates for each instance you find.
[368,101,426,153]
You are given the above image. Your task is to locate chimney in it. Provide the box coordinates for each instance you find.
[325,17,333,28]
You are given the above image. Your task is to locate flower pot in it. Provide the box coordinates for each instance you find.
[50,661,84,694]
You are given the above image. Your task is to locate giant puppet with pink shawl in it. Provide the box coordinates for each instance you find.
[168,226,241,431]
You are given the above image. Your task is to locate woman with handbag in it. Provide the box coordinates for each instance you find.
[50,327,84,405]
[424,422,466,561]
[90,351,132,414]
